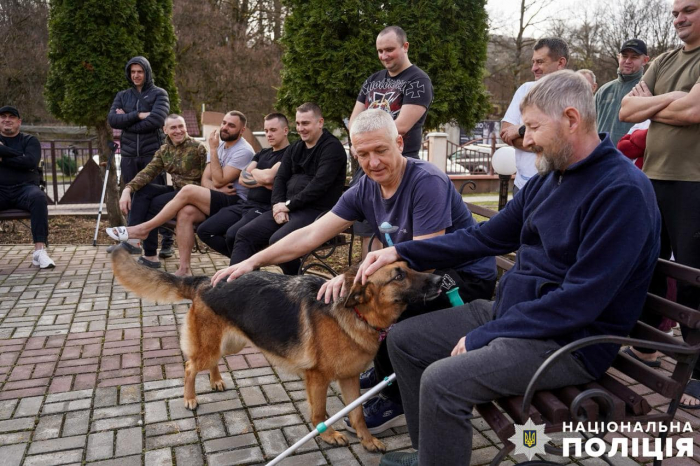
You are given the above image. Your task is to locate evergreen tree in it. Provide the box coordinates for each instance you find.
[45,0,179,226]
[277,0,490,136]
[136,0,180,113]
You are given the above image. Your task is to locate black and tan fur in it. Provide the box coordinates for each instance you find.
[111,246,442,452]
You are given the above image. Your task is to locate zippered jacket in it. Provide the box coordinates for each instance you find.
[395,135,661,378]
[108,56,170,158]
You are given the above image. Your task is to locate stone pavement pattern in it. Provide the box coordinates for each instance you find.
[0,245,699,466]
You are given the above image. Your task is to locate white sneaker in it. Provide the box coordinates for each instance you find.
[32,248,55,269]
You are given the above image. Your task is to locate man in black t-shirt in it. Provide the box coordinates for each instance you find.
[349,25,433,159]
[0,106,55,269]
[197,113,290,258]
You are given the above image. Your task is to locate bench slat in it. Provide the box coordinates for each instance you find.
[496,396,542,425]
[530,390,570,424]
[611,354,682,400]
[552,386,599,421]
[581,381,627,419]
[475,402,515,442]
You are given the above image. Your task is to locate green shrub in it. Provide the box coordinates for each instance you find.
[57,154,78,177]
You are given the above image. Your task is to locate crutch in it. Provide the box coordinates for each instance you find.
[93,141,117,246]
[266,373,397,466]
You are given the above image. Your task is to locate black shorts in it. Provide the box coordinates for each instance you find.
[209,190,241,216]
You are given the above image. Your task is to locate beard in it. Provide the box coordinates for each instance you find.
[220,129,241,142]
[532,130,574,176]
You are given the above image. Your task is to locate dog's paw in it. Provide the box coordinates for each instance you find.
[360,436,386,452]
[320,430,349,446]
[184,397,198,410]
[211,380,225,391]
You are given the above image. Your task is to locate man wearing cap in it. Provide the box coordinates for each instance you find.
[596,39,650,145]
[0,106,55,268]
[620,0,700,408]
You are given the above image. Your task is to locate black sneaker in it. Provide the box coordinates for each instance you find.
[106,240,142,254]
[360,367,378,392]
[379,451,419,466]
[344,394,406,435]
[159,246,174,258]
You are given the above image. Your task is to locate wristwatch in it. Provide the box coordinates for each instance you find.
[518,125,526,138]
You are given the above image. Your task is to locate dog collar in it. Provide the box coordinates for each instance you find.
[353,307,393,342]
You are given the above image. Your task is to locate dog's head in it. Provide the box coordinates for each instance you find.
[342,261,442,330]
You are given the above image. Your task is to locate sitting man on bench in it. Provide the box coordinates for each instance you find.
[112,114,207,269]
[0,105,55,269]
[107,110,254,276]
[352,71,662,466]
[212,109,497,434]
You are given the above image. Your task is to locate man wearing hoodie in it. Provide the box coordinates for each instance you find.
[108,56,173,256]
[596,39,650,145]
[228,102,348,275]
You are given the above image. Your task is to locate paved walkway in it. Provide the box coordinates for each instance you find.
[0,245,698,466]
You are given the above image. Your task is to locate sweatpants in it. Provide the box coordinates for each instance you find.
[387,299,595,466]
[196,200,270,257]
[230,207,324,274]
[0,183,49,244]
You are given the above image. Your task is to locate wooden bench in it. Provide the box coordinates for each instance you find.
[0,167,49,231]
[464,203,700,466]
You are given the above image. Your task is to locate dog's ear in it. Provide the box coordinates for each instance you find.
[343,282,373,308]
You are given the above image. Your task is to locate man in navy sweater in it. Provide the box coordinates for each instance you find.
[356,71,662,466]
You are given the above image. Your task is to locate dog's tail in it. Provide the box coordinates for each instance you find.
[111,245,209,303]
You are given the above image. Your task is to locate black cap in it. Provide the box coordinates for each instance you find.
[0,106,20,118]
[620,39,647,55]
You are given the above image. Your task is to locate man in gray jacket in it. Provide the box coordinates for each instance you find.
[595,39,650,145]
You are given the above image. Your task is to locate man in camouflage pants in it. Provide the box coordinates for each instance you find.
[116,114,207,269]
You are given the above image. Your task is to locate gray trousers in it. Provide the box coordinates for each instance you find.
[387,299,595,466]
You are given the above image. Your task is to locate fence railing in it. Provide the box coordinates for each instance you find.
[445,136,497,175]
[40,139,113,204]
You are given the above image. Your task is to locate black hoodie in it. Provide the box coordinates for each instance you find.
[108,56,170,158]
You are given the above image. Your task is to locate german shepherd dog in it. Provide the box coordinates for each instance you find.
[111,247,442,452]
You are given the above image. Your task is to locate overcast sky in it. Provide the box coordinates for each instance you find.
[485,0,594,36]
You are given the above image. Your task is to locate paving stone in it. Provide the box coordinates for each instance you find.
[92,403,141,420]
[14,396,43,417]
[0,431,31,446]
[145,429,199,449]
[84,455,142,466]
[119,384,141,404]
[62,410,90,436]
[240,386,267,407]
[259,429,287,457]
[325,447,362,465]
[23,448,83,466]
[253,414,304,431]
[283,425,321,453]
[199,413,227,440]
[167,398,194,420]
[204,433,258,453]
[262,383,291,403]
[86,431,114,461]
[144,387,181,402]
[93,387,118,408]
[145,447,173,466]
[0,399,17,420]
[196,399,243,415]
[145,400,168,424]
[249,402,297,419]
[271,450,327,466]
[207,446,264,466]
[43,398,92,414]
[175,444,204,466]
[0,443,27,466]
[223,410,253,436]
[28,435,86,455]
[115,427,142,457]
[32,414,62,440]
[90,415,141,432]
[145,418,197,437]
[143,379,183,391]
[0,417,35,433]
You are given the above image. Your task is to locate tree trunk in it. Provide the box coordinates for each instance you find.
[94,120,124,227]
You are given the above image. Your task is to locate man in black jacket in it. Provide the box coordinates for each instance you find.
[108,56,173,256]
[228,102,347,274]
[0,106,55,269]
